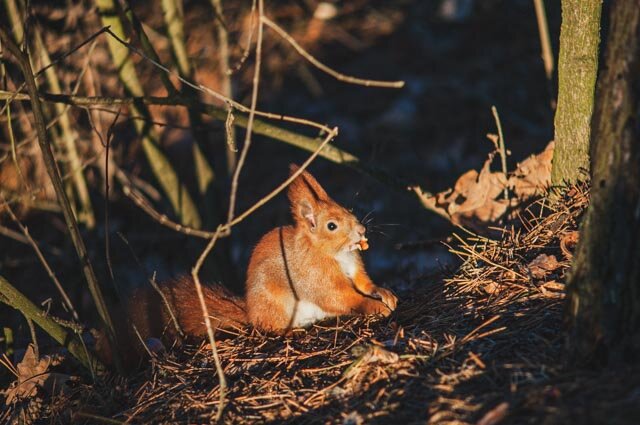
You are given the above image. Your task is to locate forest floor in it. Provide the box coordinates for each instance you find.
[4,185,640,424]
[2,1,640,423]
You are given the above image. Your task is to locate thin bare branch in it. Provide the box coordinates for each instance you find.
[262,16,404,89]
[117,171,219,239]
[190,226,227,422]
[533,0,554,81]
[102,27,333,134]
[227,0,264,224]
[209,0,238,172]
[0,26,122,372]
[226,126,338,229]
[1,196,80,321]
[491,105,509,200]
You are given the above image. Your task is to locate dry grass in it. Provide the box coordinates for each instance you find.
[5,184,640,424]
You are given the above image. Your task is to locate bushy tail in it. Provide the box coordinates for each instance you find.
[95,277,247,369]
[150,276,247,337]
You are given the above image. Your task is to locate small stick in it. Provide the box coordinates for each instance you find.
[1,196,80,321]
[491,106,509,200]
[227,0,265,223]
[148,272,184,338]
[227,0,257,75]
[209,0,238,171]
[25,319,39,359]
[118,177,219,239]
[0,223,29,244]
[190,226,227,423]
[131,324,154,359]
[533,0,554,81]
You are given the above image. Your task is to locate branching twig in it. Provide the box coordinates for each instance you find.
[1,196,80,321]
[0,27,121,372]
[102,28,333,134]
[262,16,405,89]
[0,25,110,117]
[227,0,264,224]
[0,89,408,191]
[117,171,219,239]
[190,226,227,422]
[225,126,338,229]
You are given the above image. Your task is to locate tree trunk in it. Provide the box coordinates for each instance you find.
[566,0,640,364]
[551,0,602,185]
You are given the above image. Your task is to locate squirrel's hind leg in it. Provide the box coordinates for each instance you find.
[246,282,297,333]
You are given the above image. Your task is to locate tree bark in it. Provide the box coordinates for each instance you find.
[566,0,640,364]
[551,0,602,185]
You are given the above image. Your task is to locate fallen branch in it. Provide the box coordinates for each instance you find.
[0,275,103,373]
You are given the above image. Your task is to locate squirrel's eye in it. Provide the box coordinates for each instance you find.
[327,221,338,231]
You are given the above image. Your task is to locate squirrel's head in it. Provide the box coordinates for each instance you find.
[287,164,368,254]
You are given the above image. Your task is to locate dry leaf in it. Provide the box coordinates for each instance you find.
[511,141,554,198]
[413,142,554,232]
[345,345,399,378]
[360,345,399,364]
[3,345,70,406]
[527,254,560,279]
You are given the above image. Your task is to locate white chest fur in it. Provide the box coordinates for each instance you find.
[292,300,330,327]
[335,250,358,278]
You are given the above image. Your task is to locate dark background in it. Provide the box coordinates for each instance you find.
[0,0,559,350]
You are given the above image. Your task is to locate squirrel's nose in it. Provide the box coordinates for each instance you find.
[356,224,366,236]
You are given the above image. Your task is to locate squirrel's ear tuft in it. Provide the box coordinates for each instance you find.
[287,164,329,201]
[287,164,329,229]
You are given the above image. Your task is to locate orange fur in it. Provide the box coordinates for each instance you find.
[245,164,397,332]
[106,164,397,365]
[97,278,246,368]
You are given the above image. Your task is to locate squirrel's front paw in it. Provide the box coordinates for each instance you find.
[372,287,398,315]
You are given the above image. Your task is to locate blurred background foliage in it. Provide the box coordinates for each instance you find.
[0,0,558,351]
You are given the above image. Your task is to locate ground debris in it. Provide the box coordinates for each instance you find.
[6,184,638,424]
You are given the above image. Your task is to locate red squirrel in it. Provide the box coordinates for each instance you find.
[98,165,397,364]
